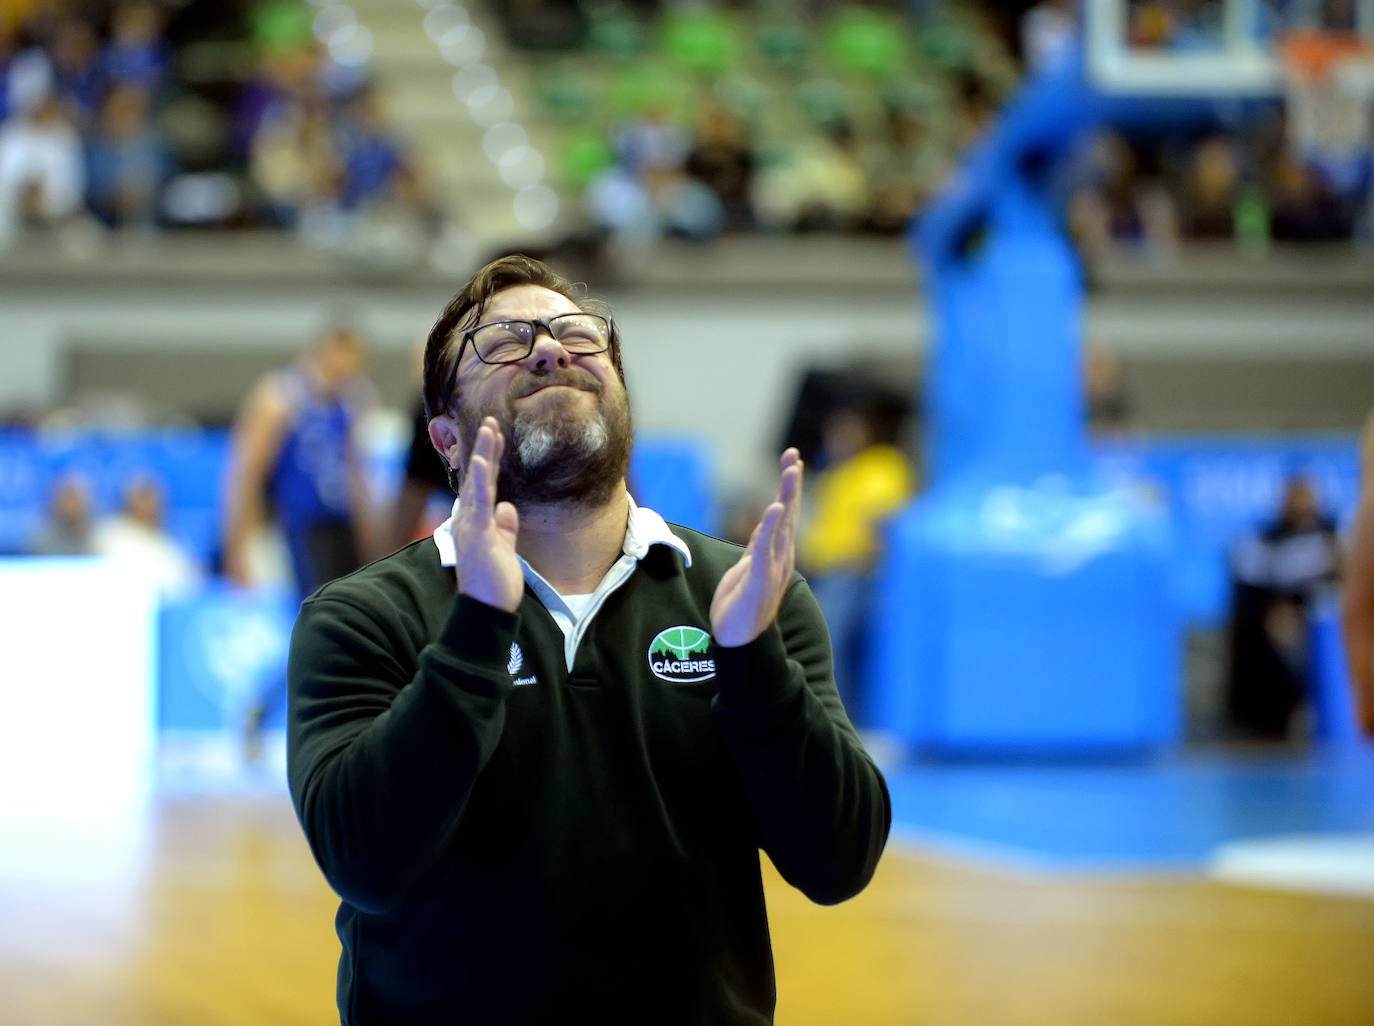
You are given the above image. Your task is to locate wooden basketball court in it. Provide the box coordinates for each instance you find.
[3,787,1373,1025]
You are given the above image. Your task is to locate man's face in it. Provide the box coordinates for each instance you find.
[438,284,632,508]
[317,330,367,389]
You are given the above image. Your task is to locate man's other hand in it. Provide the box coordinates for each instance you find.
[711,448,803,648]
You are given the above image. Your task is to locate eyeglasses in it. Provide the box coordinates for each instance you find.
[444,312,613,402]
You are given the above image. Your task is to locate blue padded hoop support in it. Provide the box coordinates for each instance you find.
[865,49,1182,755]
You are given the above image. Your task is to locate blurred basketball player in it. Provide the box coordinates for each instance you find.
[223,324,377,747]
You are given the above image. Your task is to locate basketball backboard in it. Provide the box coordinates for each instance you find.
[1086,0,1374,95]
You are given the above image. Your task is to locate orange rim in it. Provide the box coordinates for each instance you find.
[1278,31,1372,83]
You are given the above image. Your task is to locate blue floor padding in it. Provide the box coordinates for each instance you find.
[883,744,1374,870]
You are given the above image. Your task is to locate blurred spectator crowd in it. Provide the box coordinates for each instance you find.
[2,0,1370,257]
[508,0,1373,253]
[523,0,1018,242]
[0,0,435,254]
[1064,1,1374,260]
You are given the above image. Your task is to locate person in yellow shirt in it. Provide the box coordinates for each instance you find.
[801,402,915,726]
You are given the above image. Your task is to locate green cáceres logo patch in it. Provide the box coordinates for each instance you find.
[648,625,716,683]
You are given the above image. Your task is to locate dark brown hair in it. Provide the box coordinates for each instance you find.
[422,253,623,421]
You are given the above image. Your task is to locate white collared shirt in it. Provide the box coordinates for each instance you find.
[432,492,693,671]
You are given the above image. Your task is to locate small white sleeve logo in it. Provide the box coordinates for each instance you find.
[508,642,537,686]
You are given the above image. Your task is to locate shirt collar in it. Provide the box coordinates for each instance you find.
[431,491,692,569]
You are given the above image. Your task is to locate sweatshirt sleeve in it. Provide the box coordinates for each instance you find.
[709,577,891,905]
[286,591,517,915]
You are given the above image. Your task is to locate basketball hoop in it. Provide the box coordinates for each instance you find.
[1279,31,1374,163]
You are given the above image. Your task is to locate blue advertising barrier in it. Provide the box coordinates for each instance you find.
[0,428,714,560]
[0,429,1361,744]
[1093,435,1360,625]
[0,429,229,559]
[158,583,298,732]
[864,438,1361,755]
[630,439,715,535]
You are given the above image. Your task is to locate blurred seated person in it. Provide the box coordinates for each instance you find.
[0,91,85,247]
[30,471,96,556]
[684,102,756,233]
[1128,0,1220,49]
[1066,130,1178,262]
[1021,0,1078,74]
[102,0,169,95]
[860,107,949,237]
[86,83,166,229]
[1225,475,1342,740]
[93,473,201,596]
[50,18,104,130]
[753,120,870,234]
[587,104,725,244]
[952,70,1001,152]
[1266,152,1351,242]
[338,86,408,213]
[800,401,915,726]
[1177,137,1241,240]
[250,97,343,231]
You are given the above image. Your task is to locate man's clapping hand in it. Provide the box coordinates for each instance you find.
[450,417,523,612]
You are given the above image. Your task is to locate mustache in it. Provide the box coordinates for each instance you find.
[507,367,602,401]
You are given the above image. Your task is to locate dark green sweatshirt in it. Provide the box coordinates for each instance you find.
[287,522,890,1025]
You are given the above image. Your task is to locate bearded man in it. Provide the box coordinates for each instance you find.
[286,254,890,1025]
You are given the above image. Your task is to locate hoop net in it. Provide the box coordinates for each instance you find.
[1279,32,1374,164]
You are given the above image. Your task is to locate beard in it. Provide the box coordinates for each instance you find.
[457,366,633,510]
